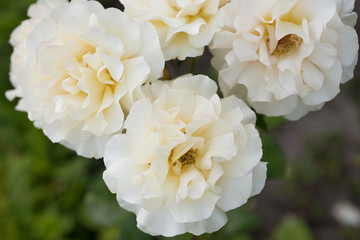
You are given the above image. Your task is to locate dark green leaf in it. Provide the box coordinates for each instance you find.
[118,214,152,240]
[264,116,287,130]
[83,193,124,227]
[256,113,268,131]
[261,132,287,179]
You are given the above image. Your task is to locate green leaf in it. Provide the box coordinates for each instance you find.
[83,192,124,227]
[159,233,193,240]
[118,214,152,240]
[229,235,251,240]
[32,207,74,240]
[264,116,287,130]
[256,113,268,131]
[224,207,261,235]
[261,132,287,179]
[270,215,314,240]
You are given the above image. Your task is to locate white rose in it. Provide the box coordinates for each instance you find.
[335,0,357,27]
[211,0,358,120]
[7,0,164,158]
[8,0,68,101]
[103,75,266,236]
[121,0,228,60]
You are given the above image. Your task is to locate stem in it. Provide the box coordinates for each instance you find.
[189,57,198,74]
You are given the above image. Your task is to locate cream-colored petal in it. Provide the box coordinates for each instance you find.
[222,125,262,178]
[217,172,253,211]
[171,190,219,223]
[189,206,228,235]
[250,162,267,197]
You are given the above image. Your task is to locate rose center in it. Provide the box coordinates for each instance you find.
[178,148,197,166]
[170,148,197,176]
[271,34,302,56]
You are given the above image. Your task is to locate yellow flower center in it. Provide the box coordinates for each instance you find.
[170,148,197,176]
[271,34,302,56]
[178,148,197,166]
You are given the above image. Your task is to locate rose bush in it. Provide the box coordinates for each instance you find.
[6,0,359,237]
[7,0,164,158]
[103,75,266,236]
[211,0,358,120]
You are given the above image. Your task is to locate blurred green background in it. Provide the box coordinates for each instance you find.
[0,0,359,239]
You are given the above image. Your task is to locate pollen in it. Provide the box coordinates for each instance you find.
[178,148,197,167]
[271,34,302,56]
[170,148,197,176]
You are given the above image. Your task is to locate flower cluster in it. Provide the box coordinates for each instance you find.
[6,0,358,237]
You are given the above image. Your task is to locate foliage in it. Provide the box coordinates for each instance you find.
[270,215,313,240]
[261,131,287,179]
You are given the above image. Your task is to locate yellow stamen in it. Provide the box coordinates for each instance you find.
[272,34,302,56]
